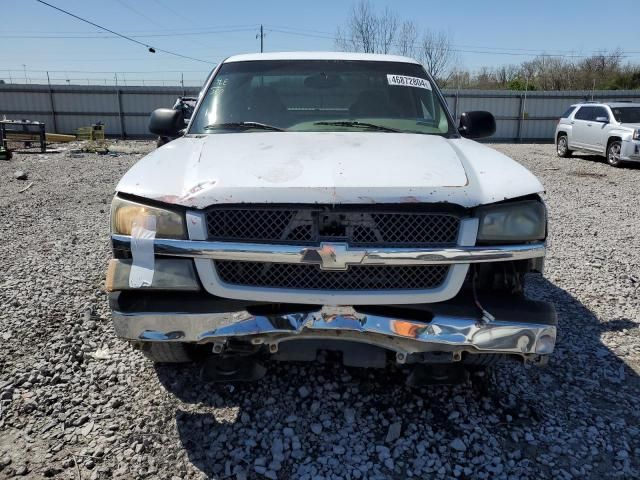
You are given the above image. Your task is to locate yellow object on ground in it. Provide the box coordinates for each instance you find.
[4,132,75,143]
[45,133,76,143]
[76,124,105,141]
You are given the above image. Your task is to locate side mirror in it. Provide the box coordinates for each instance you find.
[595,116,609,123]
[458,111,496,139]
[149,108,184,137]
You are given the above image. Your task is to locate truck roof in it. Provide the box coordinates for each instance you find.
[223,51,421,64]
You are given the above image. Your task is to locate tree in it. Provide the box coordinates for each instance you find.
[606,65,640,90]
[396,21,418,57]
[335,0,382,53]
[336,2,456,80]
[374,6,397,54]
[508,78,536,91]
[336,3,639,91]
[418,30,456,82]
[495,65,519,87]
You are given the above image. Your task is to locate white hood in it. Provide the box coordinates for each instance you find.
[116,132,543,208]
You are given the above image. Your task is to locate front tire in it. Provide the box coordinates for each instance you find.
[606,140,623,167]
[556,134,572,158]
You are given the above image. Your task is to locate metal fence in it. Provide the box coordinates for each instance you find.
[1,83,639,141]
[442,89,640,141]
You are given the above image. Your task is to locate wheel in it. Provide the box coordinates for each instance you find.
[606,140,623,167]
[556,134,572,158]
[141,342,194,364]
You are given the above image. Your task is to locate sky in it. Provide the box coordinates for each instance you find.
[2,0,639,86]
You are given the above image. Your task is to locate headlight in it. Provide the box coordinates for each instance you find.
[633,129,640,141]
[476,200,546,242]
[110,196,185,239]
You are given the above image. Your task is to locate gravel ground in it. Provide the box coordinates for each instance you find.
[0,140,639,480]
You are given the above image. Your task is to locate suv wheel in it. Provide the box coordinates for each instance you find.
[606,140,623,167]
[556,134,571,158]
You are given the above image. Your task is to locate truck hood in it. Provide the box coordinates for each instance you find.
[116,132,543,208]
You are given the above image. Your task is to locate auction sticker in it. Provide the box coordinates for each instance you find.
[387,74,432,90]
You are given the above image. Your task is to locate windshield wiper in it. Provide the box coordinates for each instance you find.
[313,121,400,133]
[204,122,285,132]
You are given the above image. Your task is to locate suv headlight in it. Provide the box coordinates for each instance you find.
[110,196,185,239]
[476,200,546,242]
[633,129,640,141]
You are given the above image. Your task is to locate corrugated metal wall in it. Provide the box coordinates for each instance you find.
[442,89,640,140]
[1,83,639,140]
[0,84,199,137]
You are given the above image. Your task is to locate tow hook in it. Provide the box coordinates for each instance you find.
[406,364,470,387]
[200,356,267,383]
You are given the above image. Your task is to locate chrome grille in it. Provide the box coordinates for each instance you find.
[206,207,460,246]
[215,261,449,291]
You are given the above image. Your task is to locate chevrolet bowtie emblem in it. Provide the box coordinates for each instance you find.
[300,243,366,271]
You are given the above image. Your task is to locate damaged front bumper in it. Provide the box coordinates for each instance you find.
[110,294,557,363]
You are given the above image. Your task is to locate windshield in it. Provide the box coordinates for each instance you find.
[610,107,640,124]
[189,60,453,136]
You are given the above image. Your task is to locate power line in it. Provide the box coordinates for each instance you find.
[264,27,640,59]
[114,0,165,30]
[0,68,211,73]
[0,24,260,35]
[263,24,640,57]
[150,0,199,25]
[113,0,235,53]
[34,0,214,64]
[0,27,256,39]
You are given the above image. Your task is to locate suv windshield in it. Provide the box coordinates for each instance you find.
[610,107,640,124]
[189,60,453,136]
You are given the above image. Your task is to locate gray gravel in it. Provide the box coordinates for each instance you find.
[1,141,639,479]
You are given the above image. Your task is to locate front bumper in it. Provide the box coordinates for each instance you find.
[621,139,640,162]
[111,293,557,361]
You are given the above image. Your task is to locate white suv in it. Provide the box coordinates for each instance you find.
[555,102,640,167]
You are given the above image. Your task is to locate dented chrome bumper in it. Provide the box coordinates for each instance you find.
[112,303,557,361]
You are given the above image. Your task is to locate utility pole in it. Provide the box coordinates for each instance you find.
[22,64,28,84]
[257,24,265,53]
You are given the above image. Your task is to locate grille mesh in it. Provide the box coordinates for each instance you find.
[206,208,460,246]
[206,209,313,242]
[353,213,460,245]
[215,261,449,291]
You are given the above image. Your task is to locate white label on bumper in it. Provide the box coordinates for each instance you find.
[129,215,156,288]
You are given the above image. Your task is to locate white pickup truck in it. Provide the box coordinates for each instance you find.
[106,52,555,380]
